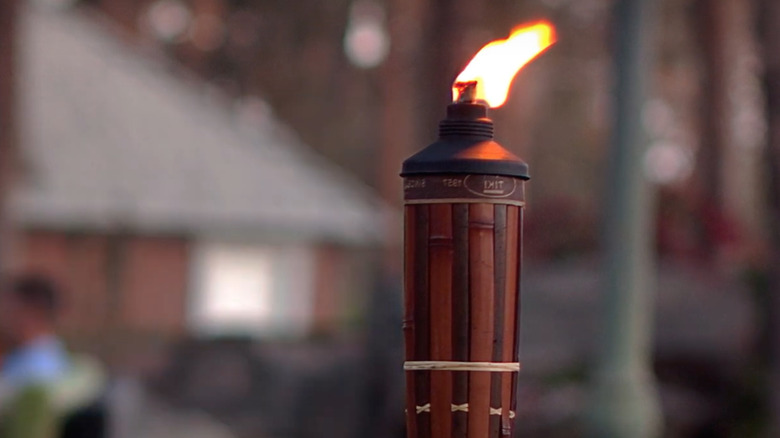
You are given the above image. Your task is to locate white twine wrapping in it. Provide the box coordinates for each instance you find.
[404,361,521,372]
[410,403,515,418]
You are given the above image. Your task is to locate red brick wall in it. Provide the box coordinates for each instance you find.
[16,231,366,341]
[15,231,189,338]
[16,232,105,334]
[119,236,189,334]
[62,234,112,334]
[311,245,343,335]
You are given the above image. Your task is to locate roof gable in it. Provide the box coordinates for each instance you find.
[14,5,386,245]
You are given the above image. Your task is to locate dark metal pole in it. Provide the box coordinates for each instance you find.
[586,0,662,436]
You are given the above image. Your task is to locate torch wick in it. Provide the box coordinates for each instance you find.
[454,81,479,103]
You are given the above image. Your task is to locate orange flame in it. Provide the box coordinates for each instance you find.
[453,22,556,108]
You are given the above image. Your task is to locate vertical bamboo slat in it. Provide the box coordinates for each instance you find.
[467,204,495,438]
[452,204,471,438]
[490,205,507,438]
[429,204,454,438]
[502,206,520,435]
[403,206,418,438]
[509,209,523,426]
[414,205,431,438]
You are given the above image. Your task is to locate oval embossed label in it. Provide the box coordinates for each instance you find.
[464,175,516,198]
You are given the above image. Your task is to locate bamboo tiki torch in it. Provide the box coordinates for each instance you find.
[401,22,555,438]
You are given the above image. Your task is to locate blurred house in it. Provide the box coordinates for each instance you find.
[10,4,386,343]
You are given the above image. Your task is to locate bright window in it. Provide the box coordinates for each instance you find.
[190,242,314,338]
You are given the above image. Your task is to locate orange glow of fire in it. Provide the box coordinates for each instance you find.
[453,22,556,108]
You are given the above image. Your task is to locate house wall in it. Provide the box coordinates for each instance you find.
[13,230,356,342]
[118,236,190,334]
[17,231,109,336]
[311,245,343,335]
[14,231,189,339]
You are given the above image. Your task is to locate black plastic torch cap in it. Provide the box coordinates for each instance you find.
[401,102,530,179]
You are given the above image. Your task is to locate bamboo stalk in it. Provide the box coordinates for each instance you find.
[489,205,507,438]
[404,206,418,438]
[429,204,454,438]
[452,204,471,438]
[467,204,495,438]
[502,206,520,435]
[413,205,431,438]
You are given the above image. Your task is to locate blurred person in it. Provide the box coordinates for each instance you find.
[0,275,68,387]
[0,274,107,438]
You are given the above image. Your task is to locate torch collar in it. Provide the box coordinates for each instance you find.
[439,103,493,139]
[401,102,529,180]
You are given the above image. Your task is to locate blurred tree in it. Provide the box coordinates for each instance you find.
[363,0,429,435]
[0,0,16,148]
[418,0,487,135]
[694,0,728,259]
[377,0,426,205]
[586,0,662,436]
[757,0,780,434]
[0,0,16,268]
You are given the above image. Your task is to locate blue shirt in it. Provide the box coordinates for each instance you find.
[1,335,69,388]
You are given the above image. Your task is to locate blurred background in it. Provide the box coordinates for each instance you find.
[1,0,780,437]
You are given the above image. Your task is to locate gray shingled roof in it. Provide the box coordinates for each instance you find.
[12,5,386,245]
